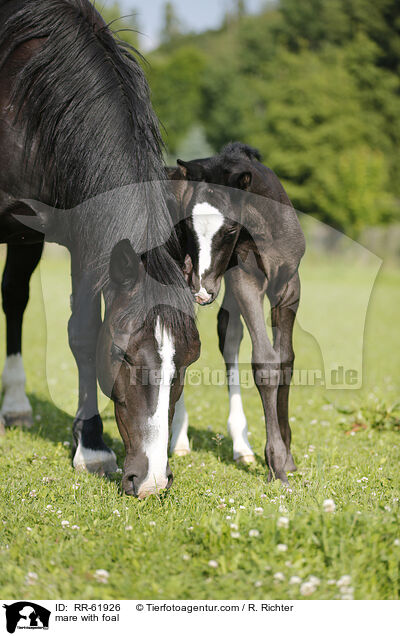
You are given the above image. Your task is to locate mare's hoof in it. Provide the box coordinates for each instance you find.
[172,448,191,457]
[0,416,5,436]
[73,447,118,476]
[2,412,33,429]
[236,454,256,465]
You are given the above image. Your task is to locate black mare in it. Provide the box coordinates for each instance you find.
[168,143,305,484]
[0,0,200,498]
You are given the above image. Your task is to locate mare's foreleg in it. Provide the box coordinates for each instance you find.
[69,269,117,474]
[1,242,43,427]
[170,391,190,456]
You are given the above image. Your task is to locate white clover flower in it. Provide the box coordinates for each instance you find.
[279,505,288,514]
[327,579,336,585]
[277,516,289,529]
[71,525,80,530]
[308,576,321,586]
[29,490,37,498]
[25,572,38,585]
[94,569,109,584]
[249,529,260,538]
[277,543,288,552]
[72,483,80,490]
[113,510,120,517]
[125,525,133,531]
[289,576,302,585]
[300,581,316,596]
[230,523,238,530]
[254,507,264,514]
[323,499,336,513]
[182,554,191,561]
[231,532,240,539]
[225,515,232,520]
[273,572,285,582]
[229,498,235,504]
[63,441,70,447]
[394,539,400,547]
[254,580,262,588]
[61,520,69,528]
[46,505,53,510]
[239,505,246,510]
[26,527,32,532]
[149,521,156,526]
[208,560,218,568]
[337,575,351,587]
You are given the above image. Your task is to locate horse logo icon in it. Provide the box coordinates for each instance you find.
[3,602,50,633]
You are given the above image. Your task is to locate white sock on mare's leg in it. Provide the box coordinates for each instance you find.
[1,354,33,426]
[170,391,190,456]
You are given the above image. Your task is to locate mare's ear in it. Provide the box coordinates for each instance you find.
[182,253,193,283]
[177,159,205,181]
[109,239,140,287]
[231,171,252,191]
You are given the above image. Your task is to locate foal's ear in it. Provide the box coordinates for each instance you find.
[232,171,252,190]
[177,159,205,181]
[109,239,140,287]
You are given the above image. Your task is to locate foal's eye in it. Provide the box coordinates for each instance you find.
[207,187,214,194]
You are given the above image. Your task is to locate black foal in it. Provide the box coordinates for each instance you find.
[168,143,305,484]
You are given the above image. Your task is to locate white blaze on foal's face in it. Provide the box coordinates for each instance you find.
[138,318,175,498]
[192,202,224,301]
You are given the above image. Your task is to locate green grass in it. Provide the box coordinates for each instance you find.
[0,248,399,600]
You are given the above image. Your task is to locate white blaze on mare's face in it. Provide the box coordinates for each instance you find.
[138,317,175,497]
[192,202,224,294]
[1,354,32,417]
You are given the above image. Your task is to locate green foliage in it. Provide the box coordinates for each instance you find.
[148,47,207,152]
[140,0,400,237]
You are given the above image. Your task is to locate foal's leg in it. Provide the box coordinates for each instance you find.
[69,265,117,474]
[1,242,43,427]
[217,280,254,464]
[170,391,190,456]
[270,272,300,472]
[226,266,288,484]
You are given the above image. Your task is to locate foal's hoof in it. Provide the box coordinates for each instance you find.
[2,411,33,429]
[172,448,191,457]
[236,454,256,465]
[284,453,297,472]
[73,446,118,476]
[267,469,290,487]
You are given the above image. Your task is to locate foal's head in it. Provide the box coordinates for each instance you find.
[97,239,200,498]
[169,160,252,305]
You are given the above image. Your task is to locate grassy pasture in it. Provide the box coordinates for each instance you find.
[0,247,399,600]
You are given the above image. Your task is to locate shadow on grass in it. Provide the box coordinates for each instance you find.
[187,426,264,470]
[17,394,123,464]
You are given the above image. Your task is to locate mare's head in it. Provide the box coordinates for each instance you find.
[168,158,253,305]
[97,239,200,499]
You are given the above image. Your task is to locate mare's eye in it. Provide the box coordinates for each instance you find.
[111,343,126,362]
